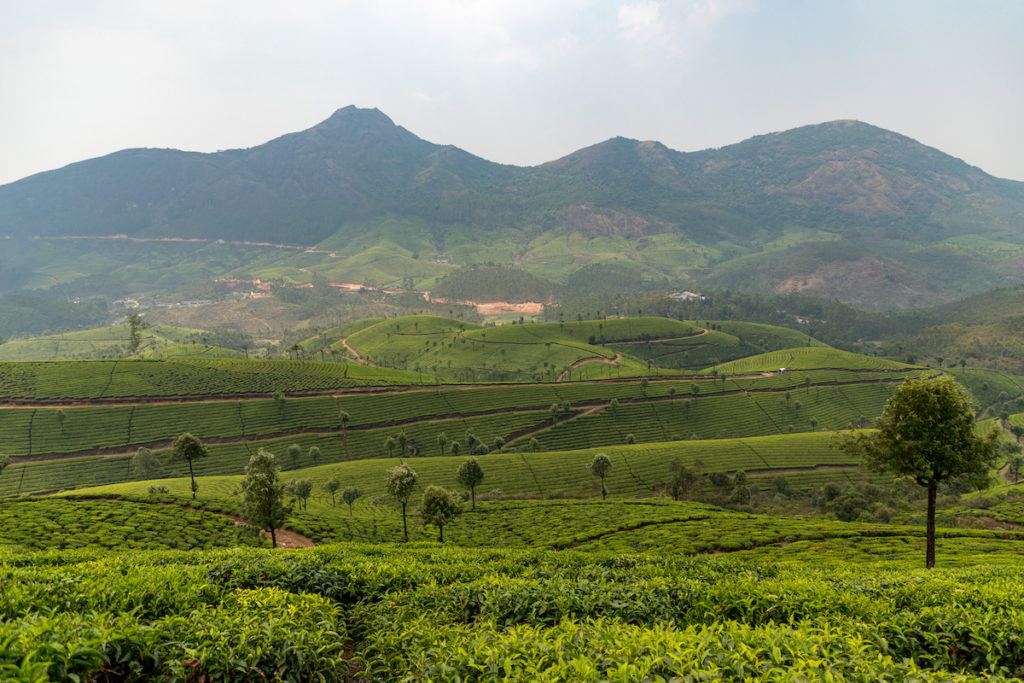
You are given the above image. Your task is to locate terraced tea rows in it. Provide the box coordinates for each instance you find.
[709,346,913,373]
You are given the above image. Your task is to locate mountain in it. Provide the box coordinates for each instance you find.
[1,107,1023,308]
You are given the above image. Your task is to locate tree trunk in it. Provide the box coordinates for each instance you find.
[188,458,196,500]
[401,501,408,542]
[270,527,277,548]
[438,524,444,543]
[471,487,476,511]
[926,478,937,569]
[601,480,607,500]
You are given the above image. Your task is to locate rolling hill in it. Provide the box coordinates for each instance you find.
[2,108,1023,308]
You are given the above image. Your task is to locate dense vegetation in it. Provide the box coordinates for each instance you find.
[0,312,1019,679]
[3,544,1024,680]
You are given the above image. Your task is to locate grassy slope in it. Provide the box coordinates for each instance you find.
[0,323,242,361]
[345,316,700,381]
[0,358,424,401]
[708,346,914,373]
[0,369,913,495]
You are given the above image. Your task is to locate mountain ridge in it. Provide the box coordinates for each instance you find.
[1,106,1022,308]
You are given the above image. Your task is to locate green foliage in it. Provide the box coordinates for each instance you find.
[239,449,289,547]
[456,458,485,510]
[420,485,464,542]
[0,498,260,551]
[0,357,421,401]
[323,478,341,505]
[341,487,363,515]
[431,265,558,303]
[590,453,612,499]
[840,375,1000,567]
[130,447,161,480]
[385,463,419,542]
[171,432,207,499]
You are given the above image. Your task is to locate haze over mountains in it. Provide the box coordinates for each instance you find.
[2,106,1023,308]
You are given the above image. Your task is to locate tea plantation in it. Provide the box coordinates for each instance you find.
[3,544,1024,680]
[1,314,1021,680]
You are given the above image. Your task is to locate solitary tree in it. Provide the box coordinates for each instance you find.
[668,460,699,501]
[324,478,341,506]
[308,446,321,466]
[456,458,485,510]
[839,375,998,568]
[240,449,289,548]
[131,447,162,480]
[287,443,302,470]
[590,453,612,499]
[341,486,364,516]
[420,485,463,542]
[338,409,351,458]
[450,441,462,456]
[384,435,398,457]
[728,470,751,505]
[437,432,448,456]
[127,312,147,355]
[171,433,207,499]
[385,463,419,542]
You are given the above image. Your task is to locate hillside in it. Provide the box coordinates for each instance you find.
[3,109,1024,308]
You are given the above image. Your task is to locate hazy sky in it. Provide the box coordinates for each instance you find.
[2,0,1022,184]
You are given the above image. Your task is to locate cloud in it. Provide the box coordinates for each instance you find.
[617,0,753,58]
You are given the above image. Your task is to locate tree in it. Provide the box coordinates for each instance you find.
[56,409,66,436]
[729,470,751,505]
[385,463,419,542]
[239,449,289,548]
[450,441,462,457]
[625,434,636,445]
[456,458,485,510]
[1008,449,1024,484]
[341,487,364,516]
[668,460,698,501]
[127,312,147,355]
[324,478,341,506]
[287,443,302,470]
[131,447,162,480]
[338,409,351,458]
[437,432,448,456]
[291,479,313,510]
[590,453,612,499]
[838,375,998,568]
[171,433,207,500]
[308,446,321,465]
[420,486,463,542]
[384,435,398,457]
[528,437,540,452]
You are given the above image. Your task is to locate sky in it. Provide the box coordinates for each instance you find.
[1,0,1022,184]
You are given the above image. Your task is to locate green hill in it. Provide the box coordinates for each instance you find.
[4,109,1024,309]
[344,316,704,381]
[708,346,914,374]
[0,323,244,361]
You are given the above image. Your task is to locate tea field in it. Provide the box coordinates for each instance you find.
[3,543,1024,680]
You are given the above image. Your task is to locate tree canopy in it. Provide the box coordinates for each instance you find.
[839,375,998,567]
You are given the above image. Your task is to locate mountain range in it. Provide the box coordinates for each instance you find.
[2,106,1023,308]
